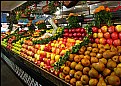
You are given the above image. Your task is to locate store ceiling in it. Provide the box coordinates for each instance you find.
[1,1,27,11]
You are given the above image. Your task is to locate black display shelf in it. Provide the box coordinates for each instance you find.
[1,46,71,86]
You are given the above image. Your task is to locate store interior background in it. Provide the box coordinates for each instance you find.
[1,1,121,32]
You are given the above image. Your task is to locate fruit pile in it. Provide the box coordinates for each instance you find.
[6,36,16,50]
[20,38,82,66]
[92,25,121,46]
[59,43,121,86]
[11,38,25,54]
[63,28,87,40]
[1,39,7,47]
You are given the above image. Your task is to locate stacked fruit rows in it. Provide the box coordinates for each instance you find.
[1,25,121,86]
[92,25,121,46]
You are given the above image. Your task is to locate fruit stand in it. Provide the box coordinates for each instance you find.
[1,1,121,86]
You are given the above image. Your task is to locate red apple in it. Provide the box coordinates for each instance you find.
[100,38,106,44]
[111,32,118,40]
[82,33,86,37]
[104,32,110,39]
[39,56,44,62]
[69,29,72,33]
[64,29,69,33]
[77,33,81,37]
[73,33,77,37]
[108,26,115,33]
[37,60,41,66]
[46,59,50,66]
[119,32,121,40]
[98,32,103,38]
[65,33,69,37]
[113,39,121,46]
[92,27,98,33]
[78,37,83,41]
[80,28,85,33]
[89,38,95,43]
[76,28,81,33]
[74,37,78,40]
[101,26,108,33]
[69,33,73,37]
[107,38,113,45]
[95,38,100,44]
[98,29,102,33]
[50,60,55,66]
[71,28,76,33]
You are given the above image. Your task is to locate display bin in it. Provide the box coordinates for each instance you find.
[1,46,71,86]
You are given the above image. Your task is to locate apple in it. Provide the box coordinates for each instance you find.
[93,33,98,38]
[37,60,41,66]
[76,28,81,33]
[108,26,115,33]
[69,33,73,37]
[81,28,85,33]
[46,59,50,66]
[69,29,72,33]
[98,29,102,33]
[50,60,55,66]
[89,38,95,43]
[99,38,106,44]
[73,33,77,37]
[92,27,98,33]
[111,32,118,40]
[104,32,110,39]
[64,29,69,33]
[39,56,44,62]
[43,58,48,64]
[107,38,113,45]
[82,33,86,37]
[113,39,121,46]
[98,32,103,38]
[115,25,121,32]
[46,52,51,59]
[77,33,81,37]
[95,38,100,44]
[119,32,121,40]
[101,26,108,33]
[79,37,83,41]
[65,33,69,37]
[71,28,76,33]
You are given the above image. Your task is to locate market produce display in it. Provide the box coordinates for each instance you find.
[63,28,87,40]
[1,4,121,86]
[58,43,121,86]
[92,25,121,46]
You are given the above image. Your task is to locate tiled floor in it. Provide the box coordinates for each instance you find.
[1,59,24,86]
